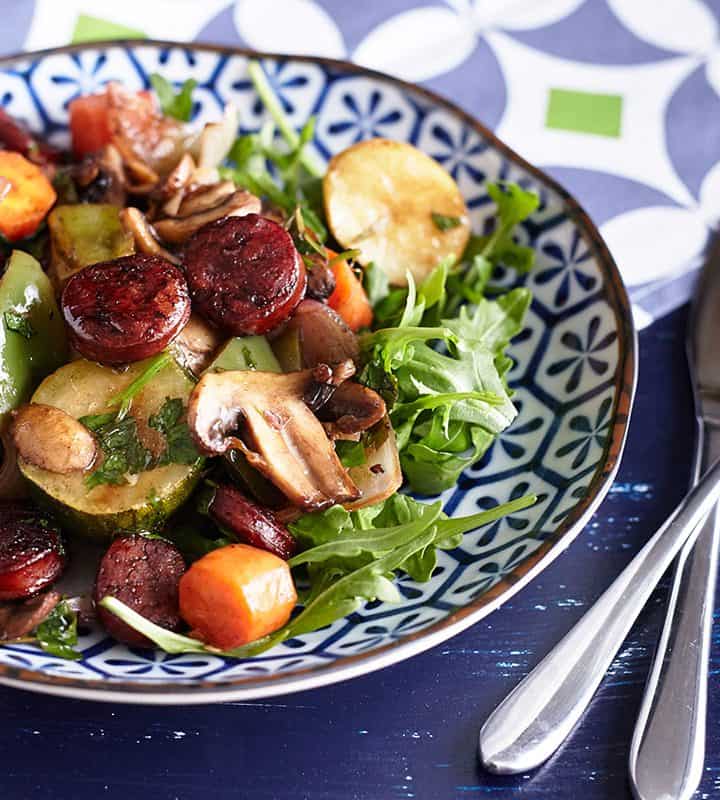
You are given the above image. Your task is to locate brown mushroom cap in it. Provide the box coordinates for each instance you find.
[187,365,360,510]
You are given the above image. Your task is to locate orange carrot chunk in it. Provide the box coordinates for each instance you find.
[326,251,373,332]
[0,152,56,241]
[178,543,297,650]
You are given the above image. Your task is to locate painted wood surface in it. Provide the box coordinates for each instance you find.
[1,305,710,798]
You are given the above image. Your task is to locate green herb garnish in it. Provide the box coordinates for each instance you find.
[431,212,462,231]
[36,600,82,660]
[149,73,197,121]
[4,310,35,339]
[80,413,153,489]
[149,397,201,466]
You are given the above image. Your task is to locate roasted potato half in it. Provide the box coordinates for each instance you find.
[323,139,470,286]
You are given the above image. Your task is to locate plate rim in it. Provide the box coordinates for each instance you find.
[0,39,638,704]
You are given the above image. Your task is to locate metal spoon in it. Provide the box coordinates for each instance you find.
[478,454,720,775]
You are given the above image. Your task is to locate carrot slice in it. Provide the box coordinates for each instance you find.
[178,543,297,649]
[326,251,373,332]
[0,152,56,241]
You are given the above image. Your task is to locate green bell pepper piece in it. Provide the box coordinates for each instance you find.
[47,204,134,288]
[0,250,67,420]
[208,336,281,373]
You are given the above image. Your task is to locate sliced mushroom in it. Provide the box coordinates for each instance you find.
[159,152,196,216]
[170,313,223,376]
[153,189,261,244]
[303,361,356,412]
[188,366,360,510]
[0,590,61,641]
[12,404,97,474]
[113,136,160,194]
[120,207,181,265]
[176,180,236,217]
[318,381,387,438]
[344,417,402,510]
[74,144,126,206]
[190,103,239,177]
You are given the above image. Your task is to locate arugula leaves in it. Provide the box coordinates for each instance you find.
[223,118,327,242]
[36,600,82,660]
[356,180,537,495]
[221,60,328,243]
[149,74,197,122]
[361,276,530,494]
[99,491,536,658]
[149,397,201,466]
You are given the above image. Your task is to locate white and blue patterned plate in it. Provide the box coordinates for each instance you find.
[0,41,636,704]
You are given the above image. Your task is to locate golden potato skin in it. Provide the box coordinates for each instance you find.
[323,139,470,286]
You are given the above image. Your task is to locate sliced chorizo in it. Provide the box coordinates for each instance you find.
[94,534,185,648]
[183,214,306,336]
[0,505,66,600]
[208,483,297,560]
[61,254,191,364]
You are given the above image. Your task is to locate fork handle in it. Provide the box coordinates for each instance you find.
[628,420,720,800]
[478,454,720,775]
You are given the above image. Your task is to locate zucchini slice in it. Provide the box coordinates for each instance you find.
[19,357,203,539]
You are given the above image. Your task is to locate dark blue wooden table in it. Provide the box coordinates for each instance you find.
[1,305,707,798]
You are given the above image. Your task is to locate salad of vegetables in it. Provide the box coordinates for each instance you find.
[0,65,538,660]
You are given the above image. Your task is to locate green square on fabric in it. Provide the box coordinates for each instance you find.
[545,88,622,138]
[71,14,147,43]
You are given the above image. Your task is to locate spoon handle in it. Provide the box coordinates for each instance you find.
[628,420,720,800]
[478,454,720,775]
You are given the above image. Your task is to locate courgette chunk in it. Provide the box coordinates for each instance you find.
[19,357,203,539]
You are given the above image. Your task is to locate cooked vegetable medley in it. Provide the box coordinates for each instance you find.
[0,66,538,658]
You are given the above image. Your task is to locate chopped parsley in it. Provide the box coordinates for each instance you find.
[431,212,462,232]
[36,600,82,660]
[4,310,35,339]
[149,397,201,466]
[80,413,153,489]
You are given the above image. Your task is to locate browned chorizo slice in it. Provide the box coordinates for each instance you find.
[183,214,306,336]
[61,254,191,364]
[0,505,66,600]
[94,534,185,648]
[209,483,297,560]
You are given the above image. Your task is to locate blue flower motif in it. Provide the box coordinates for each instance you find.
[233,61,309,117]
[551,484,589,525]
[536,229,596,307]
[102,652,214,677]
[327,90,402,141]
[339,612,432,652]
[52,52,111,109]
[546,316,617,393]
[555,397,612,469]
[452,544,530,600]
[495,399,544,460]
[473,481,545,547]
[426,123,488,183]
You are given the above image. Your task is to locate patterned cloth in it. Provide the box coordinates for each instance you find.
[2,0,718,328]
